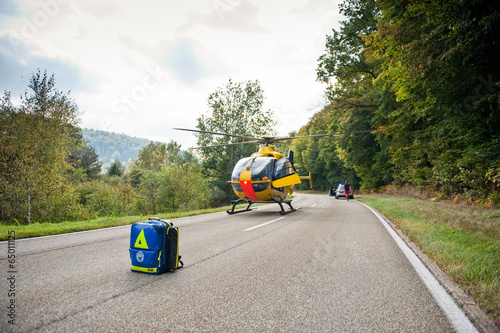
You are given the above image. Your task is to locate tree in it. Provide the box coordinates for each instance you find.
[316,0,393,191]
[67,130,102,180]
[133,140,181,171]
[195,79,276,203]
[0,70,80,223]
[132,140,209,213]
[317,0,379,86]
[368,0,500,197]
[107,161,125,177]
[314,0,500,200]
[130,140,182,188]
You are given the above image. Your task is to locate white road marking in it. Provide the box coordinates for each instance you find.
[244,217,286,231]
[357,202,478,333]
[310,204,317,208]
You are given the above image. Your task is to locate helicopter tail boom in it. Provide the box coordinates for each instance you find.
[299,172,312,188]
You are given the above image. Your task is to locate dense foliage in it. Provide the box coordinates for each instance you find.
[0,75,277,223]
[0,71,81,224]
[0,71,210,224]
[294,0,499,204]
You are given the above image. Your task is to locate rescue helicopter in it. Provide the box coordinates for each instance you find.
[174,128,377,215]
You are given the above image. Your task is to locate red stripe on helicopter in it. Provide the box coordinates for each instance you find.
[239,180,260,201]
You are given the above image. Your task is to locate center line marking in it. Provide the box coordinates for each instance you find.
[310,204,317,207]
[244,217,286,231]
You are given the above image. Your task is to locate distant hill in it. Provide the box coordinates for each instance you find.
[81,128,152,170]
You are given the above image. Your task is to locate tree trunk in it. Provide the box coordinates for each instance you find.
[28,192,32,225]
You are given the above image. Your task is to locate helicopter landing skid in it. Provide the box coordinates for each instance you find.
[226,200,254,215]
[226,199,298,215]
[274,199,297,215]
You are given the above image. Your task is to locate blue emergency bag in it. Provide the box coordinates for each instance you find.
[129,218,182,274]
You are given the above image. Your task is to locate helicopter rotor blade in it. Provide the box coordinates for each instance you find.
[275,142,322,150]
[173,128,266,143]
[269,129,380,143]
[174,127,383,149]
[189,140,263,150]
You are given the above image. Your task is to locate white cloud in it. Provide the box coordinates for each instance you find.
[0,0,344,149]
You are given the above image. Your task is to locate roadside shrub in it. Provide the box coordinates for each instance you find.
[75,180,138,217]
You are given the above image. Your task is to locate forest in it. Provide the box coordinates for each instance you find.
[81,128,152,170]
[291,0,499,205]
[1,0,499,225]
[0,73,267,224]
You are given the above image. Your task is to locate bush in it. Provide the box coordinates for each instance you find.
[75,181,138,217]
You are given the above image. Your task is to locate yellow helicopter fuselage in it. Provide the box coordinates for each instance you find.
[228,146,303,202]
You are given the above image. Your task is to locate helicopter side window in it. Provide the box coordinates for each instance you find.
[274,158,296,180]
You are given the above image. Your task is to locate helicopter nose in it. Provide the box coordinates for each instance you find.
[240,179,260,201]
[239,169,260,201]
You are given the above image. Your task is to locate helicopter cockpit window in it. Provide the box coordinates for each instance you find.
[274,158,295,180]
[231,157,253,182]
[231,157,274,193]
[250,157,274,181]
[231,157,252,193]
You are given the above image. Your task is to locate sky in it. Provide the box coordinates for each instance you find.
[0,0,344,149]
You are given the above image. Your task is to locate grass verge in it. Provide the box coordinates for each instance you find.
[0,204,252,241]
[357,195,500,327]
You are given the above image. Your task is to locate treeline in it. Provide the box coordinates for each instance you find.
[82,128,151,170]
[0,70,210,224]
[292,0,500,205]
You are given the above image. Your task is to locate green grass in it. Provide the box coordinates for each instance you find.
[0,204,252,241]
[0,216,142,241]
[357,195,500,327]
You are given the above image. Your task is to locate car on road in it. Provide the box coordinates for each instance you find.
[335,183,353,200]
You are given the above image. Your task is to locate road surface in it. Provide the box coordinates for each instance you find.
[0,194,477,332]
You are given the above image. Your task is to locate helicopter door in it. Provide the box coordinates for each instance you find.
[272,158,301,188]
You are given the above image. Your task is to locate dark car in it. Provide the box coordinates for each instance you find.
[335,183,353,200]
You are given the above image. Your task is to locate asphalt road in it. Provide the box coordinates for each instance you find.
[0,194,477,332]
